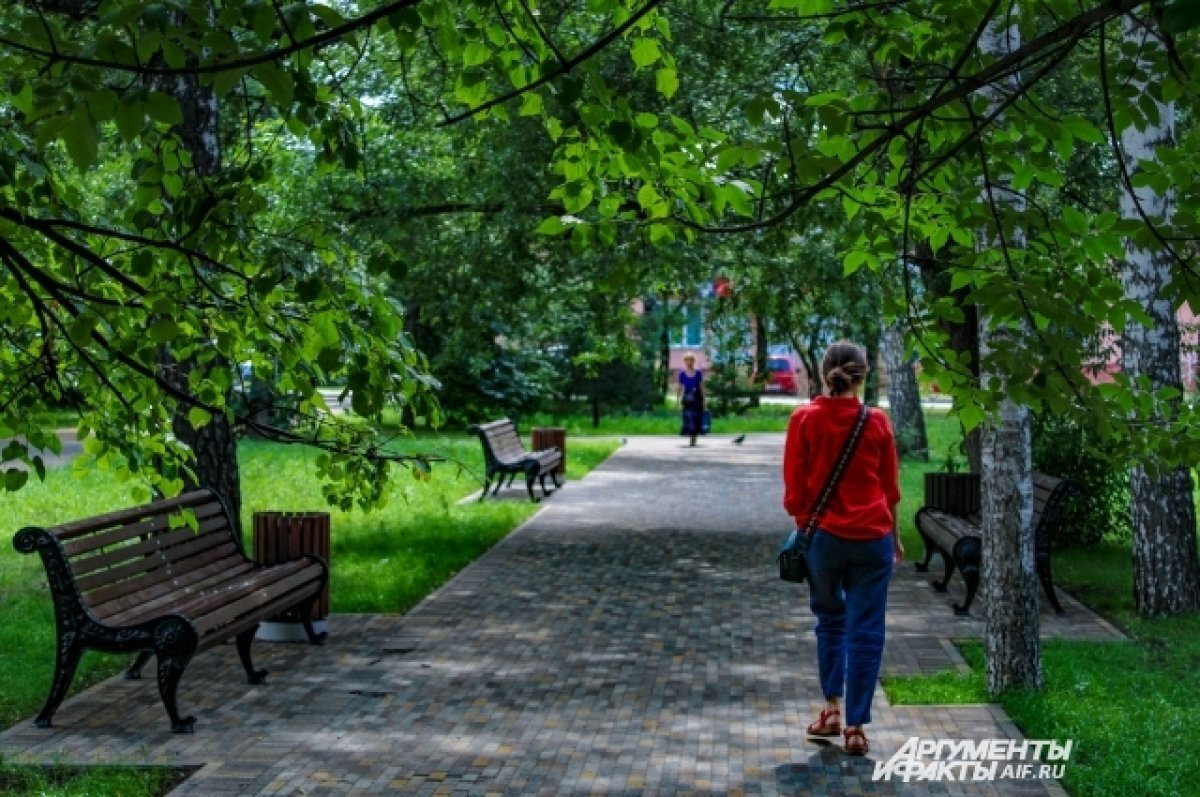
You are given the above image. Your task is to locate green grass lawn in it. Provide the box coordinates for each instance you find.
[523,400,797,436]
[377,398,799,437]
[885,413,1200,797]
[0,432,619,795]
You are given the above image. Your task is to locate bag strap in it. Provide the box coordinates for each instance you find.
[801,403,870,536]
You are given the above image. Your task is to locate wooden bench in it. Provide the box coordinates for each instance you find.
[469,419,563,502]
[12,489,328,733]
[914,472,1082,617]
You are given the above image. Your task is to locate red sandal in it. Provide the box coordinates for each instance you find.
[844,726,869,756]
[806,708,841,736]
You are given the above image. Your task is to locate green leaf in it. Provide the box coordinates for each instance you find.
[716,146,742,173]
[115,98,145,140]
[1062,206,1088,235]
[635,112,658,129]
[462,42,490,67]
[146,91,182,126]
[5,468,29,492]
[518,92,542,116]
[148,319,179,343]
[949,269,973,292]
[187,407,212,430]
[843,250,867,275]
[212,67,249,97]
[655,68,679,99]
[535,216,567,236]
[957,402,985,433]
[637,183,663,211]
[630,38,660,68]
[253,64,294,107]
[61,113,98,170]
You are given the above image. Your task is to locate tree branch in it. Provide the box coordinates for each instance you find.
[439,0,668,125]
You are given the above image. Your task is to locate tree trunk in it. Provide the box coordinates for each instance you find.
[1119,12,1200,616]
[754,314,769,384]
[155,8,242,523]
[791,335,820,398]
[915,241,982,472]
[862,326,880,406]
[978,15,1041,695]
[978,351,1041,694]
[659,293,671,399]
[880,321,928,460]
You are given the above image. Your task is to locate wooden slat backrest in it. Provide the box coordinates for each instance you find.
[60,499,227,558]
[475,419,530,463]
[952,474,1069,530]
[1032,474,1065,525]
[49,490,219,542]
[77,537,238,605]
[38,489,243,613]
[69,513,231,579]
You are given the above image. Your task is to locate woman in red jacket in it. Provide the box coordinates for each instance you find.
[782,341,903,756]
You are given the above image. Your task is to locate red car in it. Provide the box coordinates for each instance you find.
[763,356,801,395]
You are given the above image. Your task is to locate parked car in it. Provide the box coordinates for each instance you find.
[762,356,802,395]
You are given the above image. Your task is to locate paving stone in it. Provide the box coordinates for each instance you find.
[0,435,1104,795]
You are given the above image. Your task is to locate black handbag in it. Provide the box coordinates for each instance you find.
[778,403,870,583]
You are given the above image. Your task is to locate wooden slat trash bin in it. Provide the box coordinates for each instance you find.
[531,427,566,476]
[253,511,331,641]
[923,472,980,517]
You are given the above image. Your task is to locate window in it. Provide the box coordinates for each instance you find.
[670,304,704,348]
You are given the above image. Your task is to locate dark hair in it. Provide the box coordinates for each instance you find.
[822,341,868,395]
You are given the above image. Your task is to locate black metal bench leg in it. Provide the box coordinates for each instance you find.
[236,627,269,684]
[524,468,540,502]
[1036,551,1066,616]
[34,632,85,728]
[479,476,491,501]
[298,599,327,645]
[153,618,198,733]
[539,473,553,496]
[125,650,153,680]
[955,562,979,616]
[493,476,505,496]
[913,530,936,573]
[931,553,955,593]
[952,538,982,616]
[550,470,563,489]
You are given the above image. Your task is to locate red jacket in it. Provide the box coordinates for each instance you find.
[783,397,901,540]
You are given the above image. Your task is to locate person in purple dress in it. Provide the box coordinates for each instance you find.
[676,353,706,446]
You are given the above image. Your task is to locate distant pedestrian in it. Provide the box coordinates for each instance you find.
[782,340,903,756]
[677,353,707,446]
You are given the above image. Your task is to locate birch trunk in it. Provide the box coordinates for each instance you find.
[1118,13,1200,617]
[978,13,1041,694]
[880,321,928,459]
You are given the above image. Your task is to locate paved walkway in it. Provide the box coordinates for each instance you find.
[0,435,1121,795]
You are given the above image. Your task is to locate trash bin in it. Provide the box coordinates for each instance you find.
[531,427,566,476]
[252,511,331,641]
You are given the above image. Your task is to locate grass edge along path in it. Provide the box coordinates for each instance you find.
[0,434,620,797]
[884,464,1199,796]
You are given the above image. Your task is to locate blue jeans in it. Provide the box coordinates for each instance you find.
[806,530,894,727]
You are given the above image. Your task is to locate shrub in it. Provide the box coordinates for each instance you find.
[1031,411,1130,548]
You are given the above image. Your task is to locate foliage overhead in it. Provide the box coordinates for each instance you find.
[1,0,1198,505]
